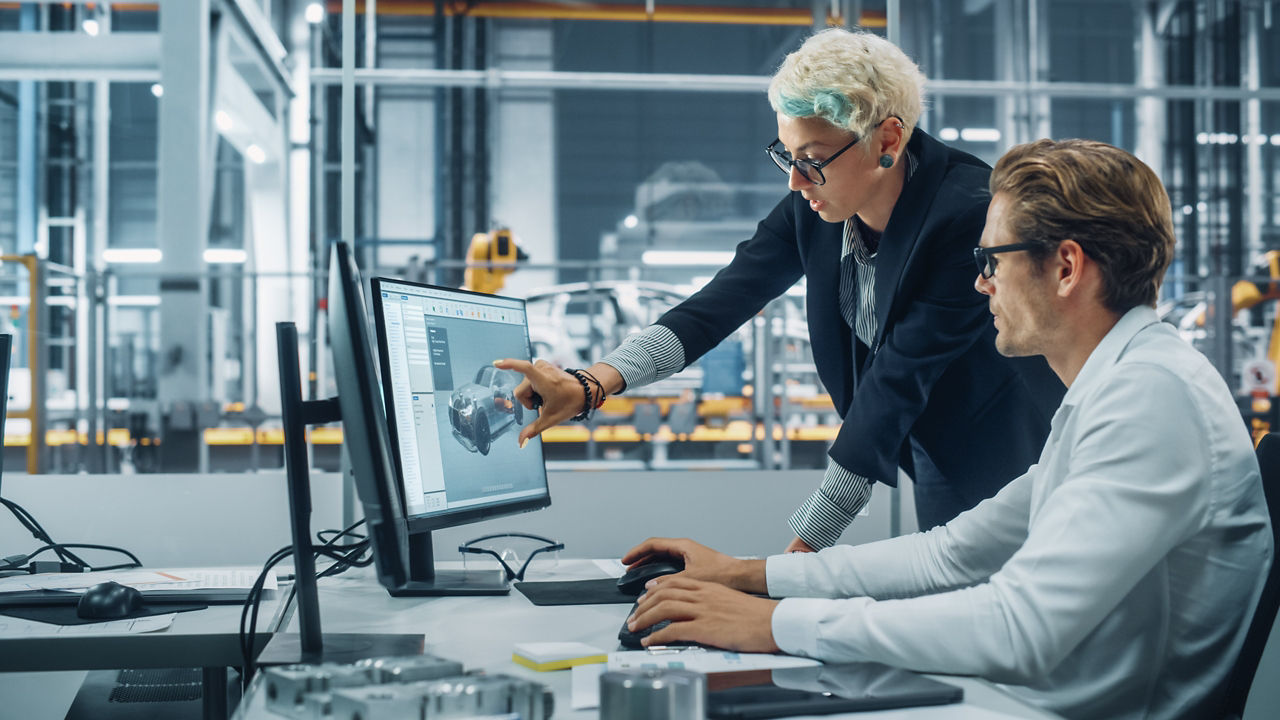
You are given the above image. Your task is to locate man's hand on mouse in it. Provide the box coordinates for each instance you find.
[627,575,780,653]
[621,537,767,595]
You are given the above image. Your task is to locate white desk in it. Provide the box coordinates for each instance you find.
[235,560,1062,719]
[0,591,284,720]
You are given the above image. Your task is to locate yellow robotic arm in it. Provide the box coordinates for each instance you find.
[463,228,528,295]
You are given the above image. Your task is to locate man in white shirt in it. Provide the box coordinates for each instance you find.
[623,139,1273,720]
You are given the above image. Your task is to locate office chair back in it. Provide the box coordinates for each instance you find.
[1221,432,1280,718]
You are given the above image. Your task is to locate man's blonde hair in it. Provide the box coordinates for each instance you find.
[991,139,1175,313]
[768,28,926,147]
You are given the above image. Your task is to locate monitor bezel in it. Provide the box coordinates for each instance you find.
[370,276,551,533]
[328,244,412,591]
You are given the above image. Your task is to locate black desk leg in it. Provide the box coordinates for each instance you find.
[202,667,228,720]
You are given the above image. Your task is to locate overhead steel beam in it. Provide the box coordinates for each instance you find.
[0,32,160,82]
[310,66,1280,103]
[220,0,296,97]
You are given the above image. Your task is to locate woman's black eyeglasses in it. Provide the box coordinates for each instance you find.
[458,532,564,581]
[765,135,860,186]
[974,243,1039,279]
[765,116,905,186]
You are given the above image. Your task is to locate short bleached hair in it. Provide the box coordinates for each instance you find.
[768,28,926,148]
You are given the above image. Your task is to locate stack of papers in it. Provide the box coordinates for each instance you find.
[0,567,276,602]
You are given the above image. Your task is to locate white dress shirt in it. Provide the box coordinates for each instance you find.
[766,306,1273,720]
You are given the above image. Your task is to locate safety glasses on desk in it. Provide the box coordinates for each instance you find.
[458,532,564,581]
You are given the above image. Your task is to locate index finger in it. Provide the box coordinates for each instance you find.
[493,358,535,375]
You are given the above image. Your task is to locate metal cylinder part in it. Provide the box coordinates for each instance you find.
[599,668,706,720]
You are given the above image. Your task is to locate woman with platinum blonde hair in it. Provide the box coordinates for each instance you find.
[499,27,1064,548]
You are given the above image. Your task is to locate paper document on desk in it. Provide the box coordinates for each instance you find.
[608,649,820,673]
[0,613,175,636]
[0,567,275,595]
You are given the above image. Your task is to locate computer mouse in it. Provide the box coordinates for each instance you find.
[77,580,145,620]
[617,557,685,596]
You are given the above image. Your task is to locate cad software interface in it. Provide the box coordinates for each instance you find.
[376,281,548,519]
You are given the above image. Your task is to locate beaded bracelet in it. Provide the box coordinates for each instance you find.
[578,369,607,410]
[565,369,594,422]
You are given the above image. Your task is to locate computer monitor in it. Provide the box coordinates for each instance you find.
[326,243,547,596]
[369,278,550,537]
[0,334,9,494]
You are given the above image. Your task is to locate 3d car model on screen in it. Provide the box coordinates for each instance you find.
[449,365,526,455]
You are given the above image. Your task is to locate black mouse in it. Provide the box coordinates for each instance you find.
[77,581,145,620]
[617,558,685,596]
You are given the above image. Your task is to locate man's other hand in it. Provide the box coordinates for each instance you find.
[628,576,780,653]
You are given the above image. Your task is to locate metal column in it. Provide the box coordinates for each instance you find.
[157,0,212,471]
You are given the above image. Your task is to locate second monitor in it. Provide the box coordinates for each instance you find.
[371,278,551,590]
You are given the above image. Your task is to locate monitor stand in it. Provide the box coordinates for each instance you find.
[259,322,425,666]
[386,532,510,597]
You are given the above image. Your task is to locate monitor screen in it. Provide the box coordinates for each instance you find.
[371,278,550,532]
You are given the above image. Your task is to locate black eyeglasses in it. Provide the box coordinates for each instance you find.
[458,532,564,581]
[766,135,859,186]
[973,242,1039,279]
[766,116,905,186]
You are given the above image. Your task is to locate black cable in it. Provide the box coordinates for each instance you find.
[238,519,370,688]
[1,497,91,568]
[2,497,142,571]
[0,542,143,572]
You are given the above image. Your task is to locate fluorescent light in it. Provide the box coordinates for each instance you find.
[108,295,162,307]
[1272,134,1280,146]
[641,250,736,266]
[204,248,248,264]
[245,144,267,164]
[623,214,639,229]
[305,2,325,23]
[1197,201,1208,213]
[0,297,28,306]
[938,127,960,142]
[1196,132,1209,145]
[214,110,234,132]
[1182,205,1194,216]
[151,83,164,98]
[102,248,162,264]
[82,18,100,36]
[960,127,1001,142]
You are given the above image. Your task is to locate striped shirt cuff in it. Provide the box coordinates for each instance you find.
[787,459,874,549]
[598,324,686,391]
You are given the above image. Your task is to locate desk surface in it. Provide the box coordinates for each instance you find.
[238,560,1061,719]
[0,591,284,673]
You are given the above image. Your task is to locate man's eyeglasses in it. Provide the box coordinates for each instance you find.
[458,532,564,581]
[766,135,859,186]
[974,242,1039,279]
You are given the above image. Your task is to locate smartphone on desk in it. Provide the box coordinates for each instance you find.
[706,662,963,719]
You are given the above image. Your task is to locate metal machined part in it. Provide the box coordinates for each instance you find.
[262,663,377,718]
[329,673,554,720]
[356,654,465,684]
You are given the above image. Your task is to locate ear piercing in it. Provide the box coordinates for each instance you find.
[879,154,895,168]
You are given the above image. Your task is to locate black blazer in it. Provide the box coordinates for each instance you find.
[655,129,1064,489]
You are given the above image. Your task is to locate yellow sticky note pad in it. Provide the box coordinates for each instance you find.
[512,642,608,672]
